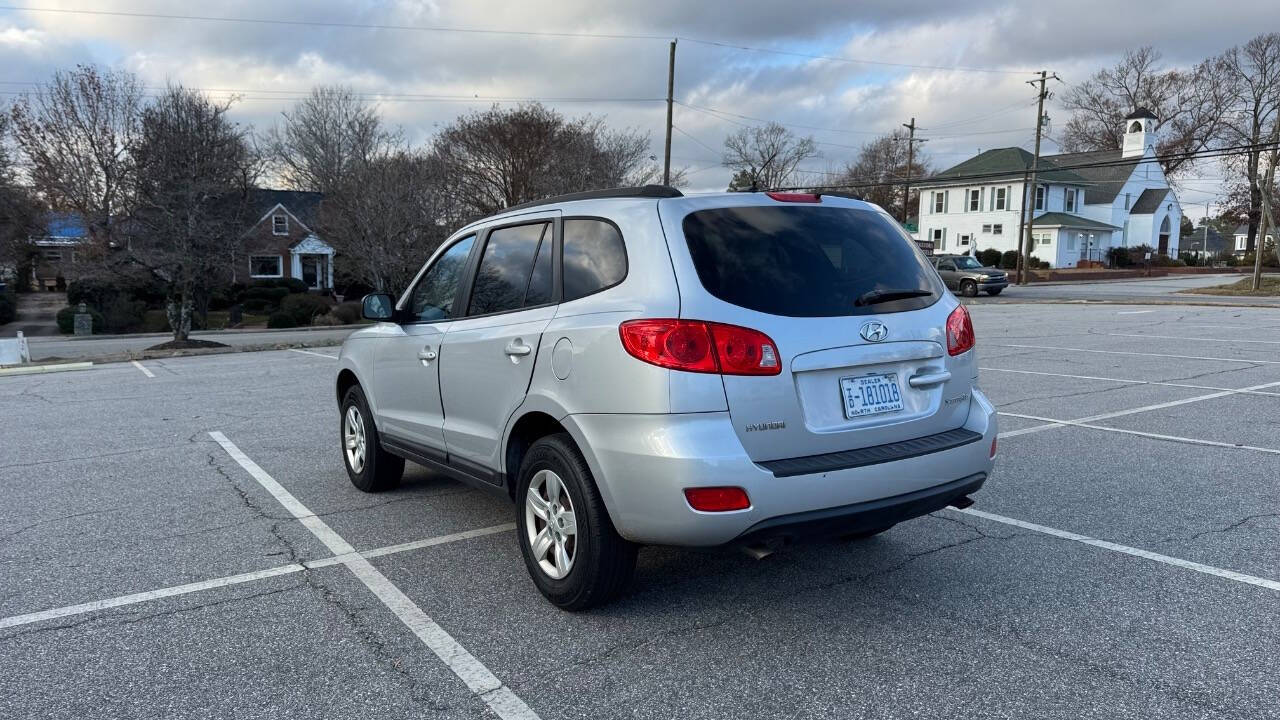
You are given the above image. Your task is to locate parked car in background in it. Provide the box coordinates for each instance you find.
[335,187,998,609]
[931,254,1008,296]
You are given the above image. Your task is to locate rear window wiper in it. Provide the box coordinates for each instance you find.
[854,288,933,306]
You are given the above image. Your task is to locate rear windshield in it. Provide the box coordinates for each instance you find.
[681,206,942,317]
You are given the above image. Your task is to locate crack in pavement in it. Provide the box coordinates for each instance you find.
[0,506,128,545]
[1164,513,1280,543]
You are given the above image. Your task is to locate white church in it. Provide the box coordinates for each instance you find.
[916,109,1181,268]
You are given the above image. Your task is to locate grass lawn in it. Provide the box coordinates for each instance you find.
[1185,276,1280,296]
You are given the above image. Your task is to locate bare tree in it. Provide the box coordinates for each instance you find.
[0,114,44,284]
[722,122,818,190]
[264,86,394,194]
[9,65,143,248]
[1219,33,1280,262]
[434,103,667,216]
[832,129,933,219]
[1060,47,1231,177]
[127,86,257,341]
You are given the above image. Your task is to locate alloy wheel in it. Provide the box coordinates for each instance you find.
[343,405,366,474]
[525,469,578,580]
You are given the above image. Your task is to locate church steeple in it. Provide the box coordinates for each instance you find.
[1122,108,1158,158]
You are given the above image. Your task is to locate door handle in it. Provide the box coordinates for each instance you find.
[908,369,951,388]
[504,339,532,357]
[418,346,437,363]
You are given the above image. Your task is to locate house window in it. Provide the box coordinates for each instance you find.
[1065,189,1077,212]
[931,228,946,250]
[272,214,288,235]
[1066,234,1076,251]
[250,255,283,278]
[41,249,63,262]
[968,188,980,212]
[958,234,972,246]
[933,192,944,214]
[982,224,992,233]
[995,187,1007,211]
[993,224,1003,235]
[1035,185,1046,210]
[1039,235,1051,245]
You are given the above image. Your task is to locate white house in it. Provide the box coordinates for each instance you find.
[1231,224,1275,256]
[916,109,1182,268]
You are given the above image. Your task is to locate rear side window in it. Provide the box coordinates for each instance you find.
[680,206,941,317]
[408,234,475,321]
[563,219,626,301]
[468,222,550,316]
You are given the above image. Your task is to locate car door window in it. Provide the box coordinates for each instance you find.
[939,262,956,271]
[468,222,550,316]
[523,228,554,306]
[563,219,626,301]
[408,235,476,321]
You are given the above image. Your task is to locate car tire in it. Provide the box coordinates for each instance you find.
[842,523,895,540]
[516,433,637,610]
[960,279,978,297]
[340,384,404,493]
[986,287,1003,296]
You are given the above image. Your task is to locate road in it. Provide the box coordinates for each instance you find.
[2,303,1278,719]
[23,325,355,361]
[978,272,1280,306]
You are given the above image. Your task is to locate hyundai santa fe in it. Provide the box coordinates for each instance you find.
[335,186,998,610]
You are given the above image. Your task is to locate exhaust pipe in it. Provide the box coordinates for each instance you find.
[949,495,975,510]
[740,543,774,560]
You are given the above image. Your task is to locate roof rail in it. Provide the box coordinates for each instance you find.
[501,185,683,213]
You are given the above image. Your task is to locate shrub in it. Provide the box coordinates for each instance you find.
[311,312,343,326]
[999,250,1019,269]
[141,309,171,333]
[56,305,105,334]
[280,293,332,325]
[332,301,363,325]
[0,290,15,325]
[976,248,1002,267]
[266,311,298,329]
[101,297,147,334]
[250,277,309,294]
[242,286,290,304]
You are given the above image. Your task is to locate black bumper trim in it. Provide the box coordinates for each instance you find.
[734,472,987,544]
[757,427,984,478]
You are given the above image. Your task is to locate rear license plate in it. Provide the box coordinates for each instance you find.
[840,373,904,419]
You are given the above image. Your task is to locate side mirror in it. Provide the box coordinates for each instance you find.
[361,293,396,321]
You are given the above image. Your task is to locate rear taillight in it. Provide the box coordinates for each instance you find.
[684,486,751,512]
[619,319,781,375]
[946,305,975,356]
[765,192,821,203]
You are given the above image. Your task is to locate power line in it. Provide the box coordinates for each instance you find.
[0,5,1039,75]
[671,125,721,158]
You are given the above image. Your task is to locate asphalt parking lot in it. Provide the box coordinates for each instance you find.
[3,303,1279,720]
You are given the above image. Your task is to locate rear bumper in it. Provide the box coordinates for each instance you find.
[563,388,998,546]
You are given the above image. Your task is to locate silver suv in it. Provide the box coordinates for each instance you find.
[335,187,997,609]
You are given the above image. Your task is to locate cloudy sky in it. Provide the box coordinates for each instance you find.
[1,1,1275,216]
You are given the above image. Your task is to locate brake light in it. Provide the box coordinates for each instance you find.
[684,486,751,512]
[619,319,781,375]
[765,192,821,203]
[946,304,975,356]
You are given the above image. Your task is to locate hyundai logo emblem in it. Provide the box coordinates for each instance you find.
[860,321,888,342]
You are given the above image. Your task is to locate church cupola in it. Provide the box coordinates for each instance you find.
[1122,108,1158,158]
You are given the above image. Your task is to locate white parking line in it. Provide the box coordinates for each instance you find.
[951,507,1280,593]
[994,343,1280,365]
[208,432,539,720]
[1107,332,1280,345]
[288,348,338,359]
[999,411,1280,456]
[0,524,514,632]
[997,380,1280,438]
[130,360,155,378]
[1116,310,1155,315]
[981,367,1280,397]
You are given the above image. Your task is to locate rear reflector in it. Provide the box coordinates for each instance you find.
[619,319,781,375]
[946,304,975,356]
[990,437,998,458]
[765,192,821,203]
[684,486,751,512]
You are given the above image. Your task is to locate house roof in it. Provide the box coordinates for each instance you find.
[1041,149,1141,205]
[926,147,1089,185]
[1125,107,1158,121]
[1130,188,1168,214]
[1234,223,1249,235]
[43,212,88,238]
[1031,212,1121,230]
[248,189,323,227]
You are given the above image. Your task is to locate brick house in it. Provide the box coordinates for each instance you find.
[239,189,335,291]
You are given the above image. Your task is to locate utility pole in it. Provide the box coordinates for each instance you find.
[1019,70,1059,285]
[901,117,917,224]
[1203,200,1212,266]
[663,39,676,187]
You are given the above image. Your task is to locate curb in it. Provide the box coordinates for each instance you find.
[29,340,344,367]
[0,361,94,377]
